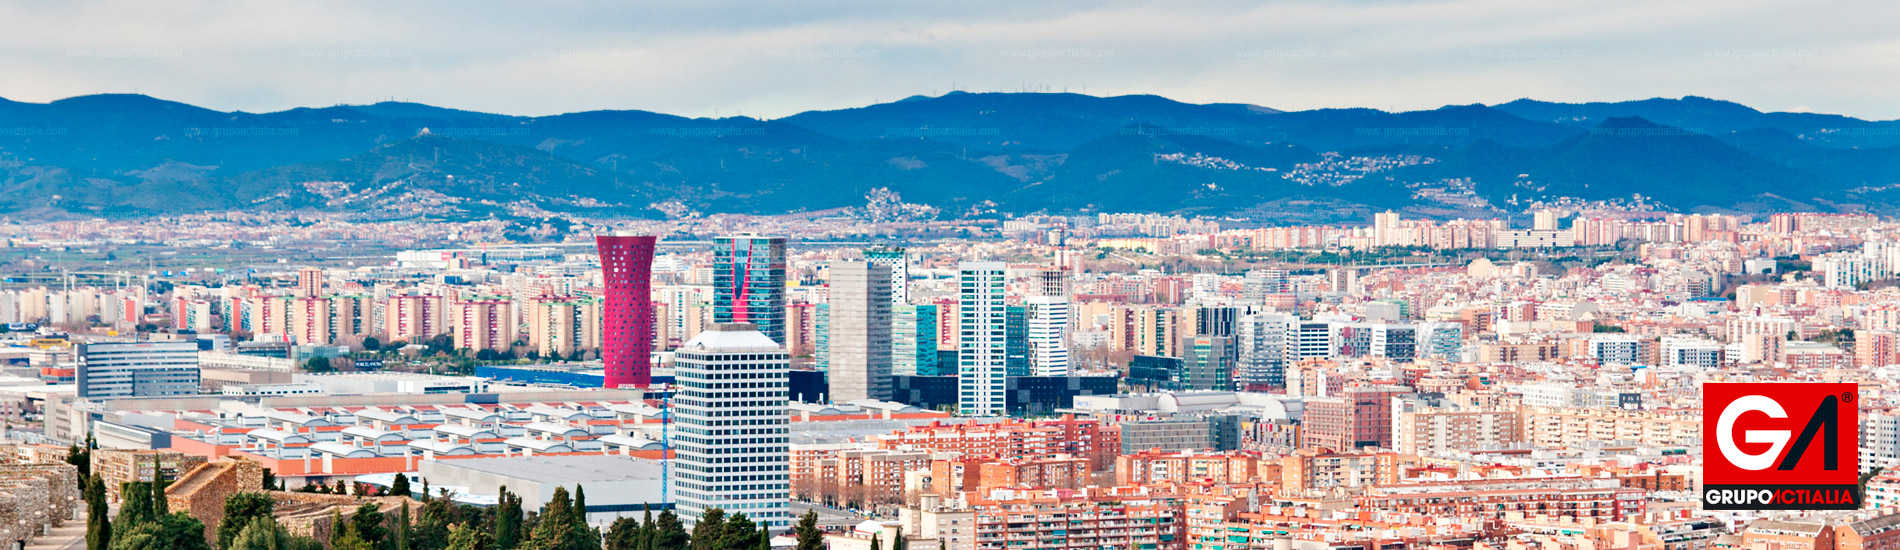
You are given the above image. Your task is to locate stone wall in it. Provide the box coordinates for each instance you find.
[167,456,267,542]
[0,463,81,546]
[271,493,421,543]
[92,449,209,501]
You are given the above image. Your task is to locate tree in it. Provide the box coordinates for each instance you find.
[349,503,390,550]
[715,513,759,550]
[651,509,687,550]
[395,502,413,550]
[413,497,456,550]
[304,357,335,372]
[220,492,277,549]
[118,482,156,529]
[391,473,412,498]
[604,517,641,550]
[153,471,171,518]
[524,486,596,550]
[65,440,92,485]
[86,476,111,550]
[364,337,383,351]
[110,513,212,550]
[263,468,277,491]
[496,486,525,550]
[109,521,164,550]
[445,524,495,550]
[686,508,726,550]
[228,516,290,550]
[331,512,376,550]
[870,534,881,550]
[794,510,823,550]
[574,485,589,526]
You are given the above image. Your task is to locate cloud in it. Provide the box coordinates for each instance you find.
[1,0,1896,119]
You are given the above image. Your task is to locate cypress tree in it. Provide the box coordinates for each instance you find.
[396,502,412,550]
[495,486,523,550]
[637,506,655,550]
[574,485,588,520]
[85,476,111,550]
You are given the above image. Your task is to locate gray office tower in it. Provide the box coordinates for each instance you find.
[1237,313,1294,391]
[827,261,893,402]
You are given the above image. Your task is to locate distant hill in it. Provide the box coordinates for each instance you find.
[1,91,1898,219]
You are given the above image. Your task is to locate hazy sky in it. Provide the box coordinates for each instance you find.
[3,0,1896,119]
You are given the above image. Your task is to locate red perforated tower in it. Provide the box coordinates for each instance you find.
[596,234,656,388]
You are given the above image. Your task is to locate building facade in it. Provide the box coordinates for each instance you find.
[597,234,657,388]
[958,262,1008,416]
[669,323,792,529]
[714,234,788,345]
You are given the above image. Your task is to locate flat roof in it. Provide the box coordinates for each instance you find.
[429,454,665,484]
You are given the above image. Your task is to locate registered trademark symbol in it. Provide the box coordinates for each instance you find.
[1843,391,1857,403]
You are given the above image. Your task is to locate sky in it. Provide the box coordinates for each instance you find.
[2,0,1897,119]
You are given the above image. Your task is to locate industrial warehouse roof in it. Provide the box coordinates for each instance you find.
[427,454,665,484]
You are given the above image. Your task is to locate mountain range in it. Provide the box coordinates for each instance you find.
[2,91,1898,221]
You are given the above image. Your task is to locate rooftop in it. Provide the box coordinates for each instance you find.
[424,454,665,484]
[681,324,782,352]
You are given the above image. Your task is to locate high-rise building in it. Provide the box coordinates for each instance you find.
[1237,313,1293,390]
[77,342,201,399]
[597,234,657,388]
[1005,305,1030,377]
[827,261,893,402]
[296,267,323,298]
[863,248,909,304]
[528,297,603,360]
[1180,335,1237,390]
[892,304,941,376]
[958,262,1008,416]
[670,323,791,529]
[1189,306,1240,337]
[714,234,788,345]
[450,299,516,353]
[381,294,447,344]
[784,302,816,358]
[1533,209,1562,231]
[288,297,332,345]
[1024,296,1070,377]
[811,303,830,371]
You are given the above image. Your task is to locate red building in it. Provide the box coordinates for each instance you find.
[1301,384,1411,451]
[597,234,657,388]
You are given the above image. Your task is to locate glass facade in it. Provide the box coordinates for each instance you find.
[713,235,788,345]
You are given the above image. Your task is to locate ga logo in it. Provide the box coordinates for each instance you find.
[1702,383,1860,510]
